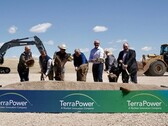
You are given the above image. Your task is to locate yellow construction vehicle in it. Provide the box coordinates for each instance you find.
[142,44,168,76]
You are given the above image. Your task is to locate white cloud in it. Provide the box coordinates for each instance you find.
[45,40,54,45]
[30,23,52,33]
[141,46,152,51]
[80,48,89,53]
[104,47,117,52]
[93,26,108,32]
[116,39,128,43]
[8,25,18,34]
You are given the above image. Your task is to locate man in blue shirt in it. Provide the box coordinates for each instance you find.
[73,49,88,81]
[89,40,104,82]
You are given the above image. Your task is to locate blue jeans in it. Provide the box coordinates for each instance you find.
[92,63,104,82]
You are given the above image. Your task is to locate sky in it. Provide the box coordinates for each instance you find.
[1,0,168,61]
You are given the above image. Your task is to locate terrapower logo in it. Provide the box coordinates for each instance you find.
[127,93,166,110]
[60,93,99,111]
[0,92,32,109]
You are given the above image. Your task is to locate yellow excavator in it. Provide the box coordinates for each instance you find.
[142,44,168,76]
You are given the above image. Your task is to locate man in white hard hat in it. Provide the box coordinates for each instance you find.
[53,44,70,81]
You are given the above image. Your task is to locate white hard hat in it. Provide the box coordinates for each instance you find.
[58,44,67,50]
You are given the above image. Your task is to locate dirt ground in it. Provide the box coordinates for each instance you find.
[0,59,168,126]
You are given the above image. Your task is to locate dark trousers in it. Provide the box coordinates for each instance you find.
[48,70,54,80]
[18,68,29,82]
[119,69,137,83]
[54,66,65,81]
[92,63,104,82]
[130,71,137,83]
[54,72,64,81]
[121,70,129,83]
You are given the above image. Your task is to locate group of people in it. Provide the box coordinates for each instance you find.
[89,40,138,83]
[17,44,88,82]
[104,42,138,83]
[17,40,138,84]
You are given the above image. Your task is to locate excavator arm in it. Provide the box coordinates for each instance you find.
[0,36,46,73]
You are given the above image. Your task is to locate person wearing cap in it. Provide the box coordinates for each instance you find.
[73,49,88,82]
[53,44,70,81]
[117,42,138,83]
[104,49,118,82]
[89,40,104,82]
[39,50,53,80]
[17,46,33,82]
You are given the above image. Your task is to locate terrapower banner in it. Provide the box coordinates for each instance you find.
[0,90,168,113]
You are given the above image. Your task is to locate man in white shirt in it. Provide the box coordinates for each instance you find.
[89,40,104,82]
[39,50,53,80]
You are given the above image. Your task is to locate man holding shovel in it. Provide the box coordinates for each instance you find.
[117,42,138,83]
[39,50,53,80]
[73,49,88,82]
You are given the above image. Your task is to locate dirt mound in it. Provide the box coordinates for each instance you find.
[0,81,165,90]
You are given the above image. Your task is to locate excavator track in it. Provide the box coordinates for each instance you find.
[0,67,10,74]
